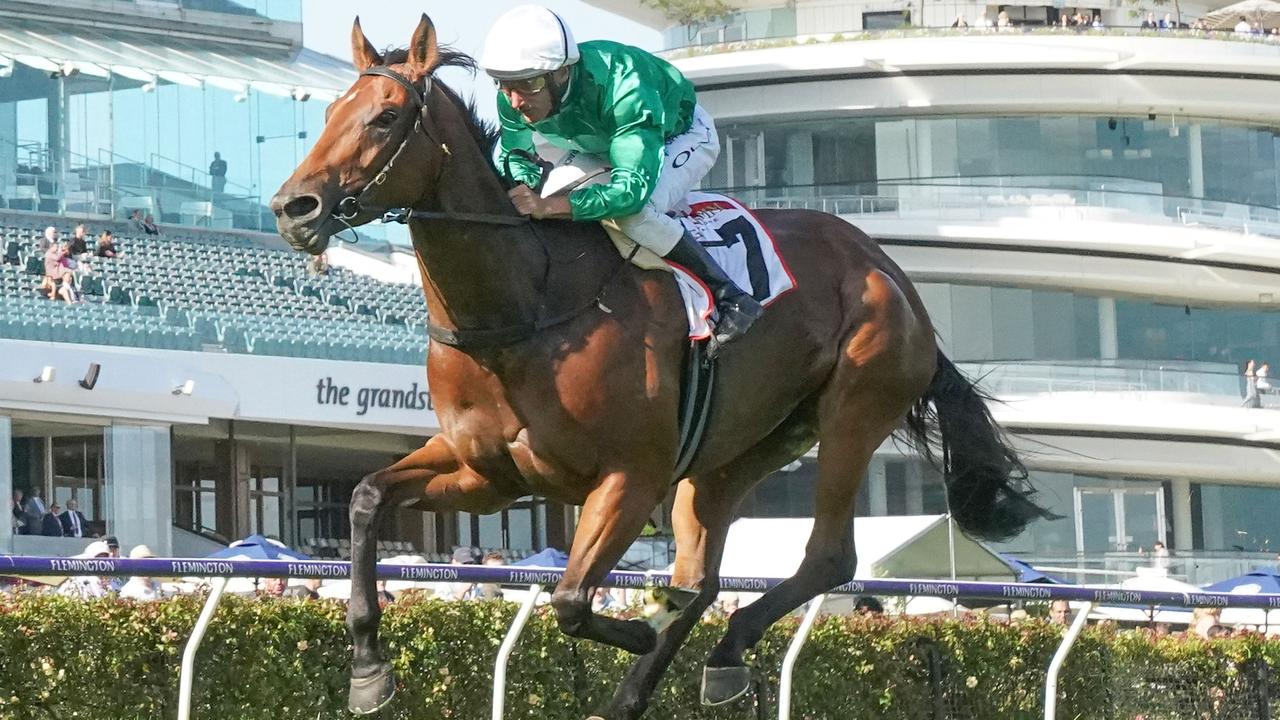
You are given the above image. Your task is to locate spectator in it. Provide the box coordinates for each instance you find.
[996,10,1012,30]
[209,151,228,194]
[1091,14,1104,28]
[1244,359,1261,408]
[42,242,76,303]
[69,224,90,255]
[1141,11,1157,29]
[103,535,120,558]
[1235,16,1252,35]
[950,14,968,28]
[58,540,112,599]
[1049,599,1072,625]
[283,578,322,600]
[259,577,287,597]
[38,225,57,253]
[10,489,24,535]
[1258,362,1271,394]
[473,550,507,600]
[95,230,121,258]
[434,546,480,600]
[129,210,147,234]
[59,498,88,538]
[40,503,65,536]
[376,580,395,609]
[119,545,163,600]
[1150,541,1171,570]
[1191,607,1223,638]
[142,214,160,235]
[21,487,46,535]
[1160,12,1174,29]
[306,252,330,276]
[854,596,884,616]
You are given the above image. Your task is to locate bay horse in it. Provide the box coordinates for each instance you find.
[271,14,1049,720]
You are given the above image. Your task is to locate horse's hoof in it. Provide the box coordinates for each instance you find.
[701,665,752,706]
[348,663,396,715]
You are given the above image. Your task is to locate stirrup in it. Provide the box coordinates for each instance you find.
[707,298,763,359]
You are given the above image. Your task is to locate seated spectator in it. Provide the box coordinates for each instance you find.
[38,225,57,253]
[142,214,160,235]
[473,550,507,600]
[996,10,1012,30]
[118,545,164,601]
[129,210,147,234]
[69,224,90,256]
[95,230,121,258]
[40,503,65,536]
[306,252,330,276]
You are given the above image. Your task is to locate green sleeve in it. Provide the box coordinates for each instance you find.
[568,86,665,221]
[494,95,544,189]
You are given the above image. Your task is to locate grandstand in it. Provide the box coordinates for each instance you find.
[0,212,428,366]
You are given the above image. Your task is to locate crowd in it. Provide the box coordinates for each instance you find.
[34,223,124,304]
[942,11,1280,36]
[10,487,91,537]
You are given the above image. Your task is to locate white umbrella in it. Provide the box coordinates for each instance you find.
[1202,0,1280,29]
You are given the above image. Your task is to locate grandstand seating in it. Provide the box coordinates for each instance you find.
[0,212,429,365]
[300,536,537,564]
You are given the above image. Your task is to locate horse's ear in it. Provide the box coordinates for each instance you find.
[351,17,382,72]
[407,13,440,76]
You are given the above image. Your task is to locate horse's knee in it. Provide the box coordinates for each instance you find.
[810,544,856,590]
[550,589,592,637]
[349,474,384,528]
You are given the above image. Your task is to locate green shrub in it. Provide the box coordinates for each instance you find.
[1,593,1278,719]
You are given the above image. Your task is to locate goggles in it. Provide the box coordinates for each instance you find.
[494,74,549,96]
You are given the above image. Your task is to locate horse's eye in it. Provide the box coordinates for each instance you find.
[373,110,398,128]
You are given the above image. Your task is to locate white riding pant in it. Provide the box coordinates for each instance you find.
[534,105,720,256]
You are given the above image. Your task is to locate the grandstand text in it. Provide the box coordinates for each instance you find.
[315,377,432,416]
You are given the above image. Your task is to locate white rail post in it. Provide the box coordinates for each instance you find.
[178,576,229,720]
[779,593,826,720]
[492,584,543,720]
[1044,601,1093,720]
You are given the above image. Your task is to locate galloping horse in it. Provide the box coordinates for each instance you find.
[271,15,1049,720]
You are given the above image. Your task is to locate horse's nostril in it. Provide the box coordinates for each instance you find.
[282,195,321,220]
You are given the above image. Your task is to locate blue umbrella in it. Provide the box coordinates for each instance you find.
[205,534,311,561]
[1202,570,1280,594]
[512,547,569,568]
[999,554,1067,584]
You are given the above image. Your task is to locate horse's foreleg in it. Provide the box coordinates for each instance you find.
[550,470,667,656]
[595,473,745,720]
[347,436,512,715]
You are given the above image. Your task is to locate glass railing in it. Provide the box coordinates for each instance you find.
[955,359,1253,400]
[663,23,1280,56]
[722,178,1280,238]
[183,0,301,23]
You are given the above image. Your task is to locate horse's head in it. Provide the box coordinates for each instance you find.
[272,14,452,254]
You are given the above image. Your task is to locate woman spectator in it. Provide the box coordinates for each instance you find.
[95,230,121,258]
[142,214,160,235]
[41,242,76,302]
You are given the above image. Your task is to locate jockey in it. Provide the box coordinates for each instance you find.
[480,4,763,351]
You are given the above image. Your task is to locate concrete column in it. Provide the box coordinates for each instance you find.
[105,424,172,556]
[1098,297,1119,360]
[905,463,924,514]
[1171,478,1193,552]
[1187,124,1204,199]
[867,458,888,516]
[0,416,11,553]
[0,102,16,195]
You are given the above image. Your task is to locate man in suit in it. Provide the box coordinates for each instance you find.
[22,487,46,535]
[60,499,88,538]
[40,504,65,537]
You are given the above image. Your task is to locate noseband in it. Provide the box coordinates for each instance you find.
[332,66,527,228]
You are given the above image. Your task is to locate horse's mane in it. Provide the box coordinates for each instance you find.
[383,47,501,162]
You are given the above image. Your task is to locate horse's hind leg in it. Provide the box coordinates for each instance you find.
[347,436,512,715]
[702,365,925,705]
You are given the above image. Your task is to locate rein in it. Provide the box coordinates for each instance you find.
[335,65,625,350]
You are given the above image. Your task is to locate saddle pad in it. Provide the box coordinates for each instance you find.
[668,193,796,340]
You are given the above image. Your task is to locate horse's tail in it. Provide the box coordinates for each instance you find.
[902,350,1054,542]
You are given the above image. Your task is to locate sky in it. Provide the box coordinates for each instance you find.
[299,1,663,121]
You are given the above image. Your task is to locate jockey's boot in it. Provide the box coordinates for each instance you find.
[665,230,764,354]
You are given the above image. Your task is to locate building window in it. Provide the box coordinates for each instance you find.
[864,10,910,29]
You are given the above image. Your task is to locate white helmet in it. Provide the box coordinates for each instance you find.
[480,5,580,81]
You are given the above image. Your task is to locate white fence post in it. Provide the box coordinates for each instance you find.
[1044,601,1093,720]
[492,584,543,720]
[178,576,229,720]
[779,593,826,720]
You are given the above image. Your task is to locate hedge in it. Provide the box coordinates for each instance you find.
[1,592,1279,719]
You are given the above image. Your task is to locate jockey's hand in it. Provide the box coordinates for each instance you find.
[507,185,572,219]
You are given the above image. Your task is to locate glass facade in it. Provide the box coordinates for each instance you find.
[709,114,1280,210]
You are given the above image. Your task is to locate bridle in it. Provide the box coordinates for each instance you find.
[329,65,625,350]
[332,66,527,229]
